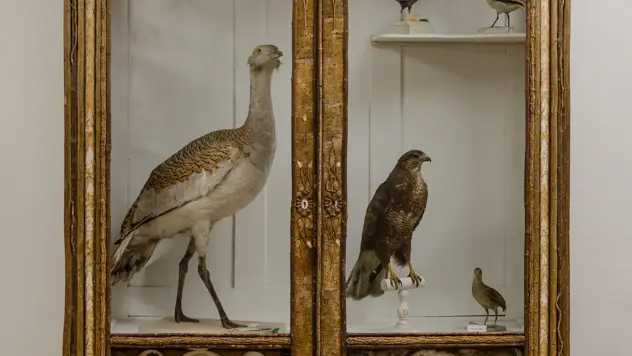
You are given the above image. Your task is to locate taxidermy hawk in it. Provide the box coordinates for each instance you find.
[346,149,431,301]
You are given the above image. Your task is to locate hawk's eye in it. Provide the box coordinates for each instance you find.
[254,47,262,54]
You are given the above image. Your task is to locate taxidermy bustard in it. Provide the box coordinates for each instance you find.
[111,44,283,329]
[485,0,525,28]
[472,267,507,325]
[346,150,430,301]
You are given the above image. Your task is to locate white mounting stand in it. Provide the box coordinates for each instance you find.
[380,276,426,331]
[388,10,434,35]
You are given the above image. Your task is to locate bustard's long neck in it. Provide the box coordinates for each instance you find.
[243,68,275,135]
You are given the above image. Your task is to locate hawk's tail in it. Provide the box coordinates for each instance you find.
[345,250,387,301]
[111,230,158,285]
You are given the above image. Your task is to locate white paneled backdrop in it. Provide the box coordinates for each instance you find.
[110,0,293,332]
[345,0,526,331]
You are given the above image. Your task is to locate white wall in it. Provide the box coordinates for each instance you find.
[0,0,631,354]
[0,1,65,355]
[570,1,632,355]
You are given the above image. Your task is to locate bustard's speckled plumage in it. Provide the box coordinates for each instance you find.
[472,267,507,325]
[486,0,525,28]
[111,44,283,328]
[346,150,431,301]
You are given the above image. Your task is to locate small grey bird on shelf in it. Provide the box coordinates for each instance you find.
[111,44,283,329]
[485,0,525,28]
[472,267,507,325]
[346,150,431,301]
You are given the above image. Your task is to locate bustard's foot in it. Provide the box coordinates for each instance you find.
[175,310,199,323]
[221,318,247,329]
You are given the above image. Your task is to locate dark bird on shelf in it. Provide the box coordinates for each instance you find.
[345,150,431,300]
[110,44,283,329]
[394,0,419,14]
[485,0,525,28]
[472,267,507,325]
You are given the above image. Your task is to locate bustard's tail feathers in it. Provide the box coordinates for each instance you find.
[111,230,158,285]
[345,250,387,301]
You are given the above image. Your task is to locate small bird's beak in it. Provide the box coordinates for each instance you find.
[421,153,431,163]
[271,51,283,58]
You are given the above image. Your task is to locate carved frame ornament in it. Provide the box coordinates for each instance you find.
[64,0,569,355]
[317,0,571,356]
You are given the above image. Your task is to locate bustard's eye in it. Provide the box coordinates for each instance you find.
[254,47,262,54]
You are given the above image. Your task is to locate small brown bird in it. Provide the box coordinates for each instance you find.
[394,0,419,14]
[346,150,430,301]
[472,267,507,325]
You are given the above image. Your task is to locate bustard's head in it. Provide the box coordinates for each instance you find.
[248,44,283,71]
[474,267,483,277]
[398,149,431,171]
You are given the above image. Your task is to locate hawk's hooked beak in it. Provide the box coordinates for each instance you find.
[271,50,283,58]
[421,153,431,163]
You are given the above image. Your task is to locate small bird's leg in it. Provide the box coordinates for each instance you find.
[174,238,199,323]
[197,255,246,329]
[493,307,499,325]
[406,261,423,287]
[484,309,490,324]
[387,263,402,289]
[491,13,500,27]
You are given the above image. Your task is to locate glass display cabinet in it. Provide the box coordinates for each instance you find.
[63,0,570,355]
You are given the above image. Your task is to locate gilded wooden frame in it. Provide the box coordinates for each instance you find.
[316,0,571,356]
[63,0,317,355]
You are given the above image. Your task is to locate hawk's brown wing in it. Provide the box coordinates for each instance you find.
[359,175,399,251]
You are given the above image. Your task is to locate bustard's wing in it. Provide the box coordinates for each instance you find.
[116,128,250,242]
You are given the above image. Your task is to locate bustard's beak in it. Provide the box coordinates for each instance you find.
[271,50,283,58]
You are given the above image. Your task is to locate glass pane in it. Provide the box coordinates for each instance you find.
[110,0,292,334]
[345,0,526,334]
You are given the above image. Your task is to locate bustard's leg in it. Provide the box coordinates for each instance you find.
[191,222,245,329]
[506,12,511,27]
[493,307,499,325]
[484,309,490,324]
[197,255,246,328]
[491,13,500,27]
[174,238,198,323]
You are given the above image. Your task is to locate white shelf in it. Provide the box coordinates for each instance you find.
[371,33,526,44]
[347,316,524,334]
[111,317,288,334]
